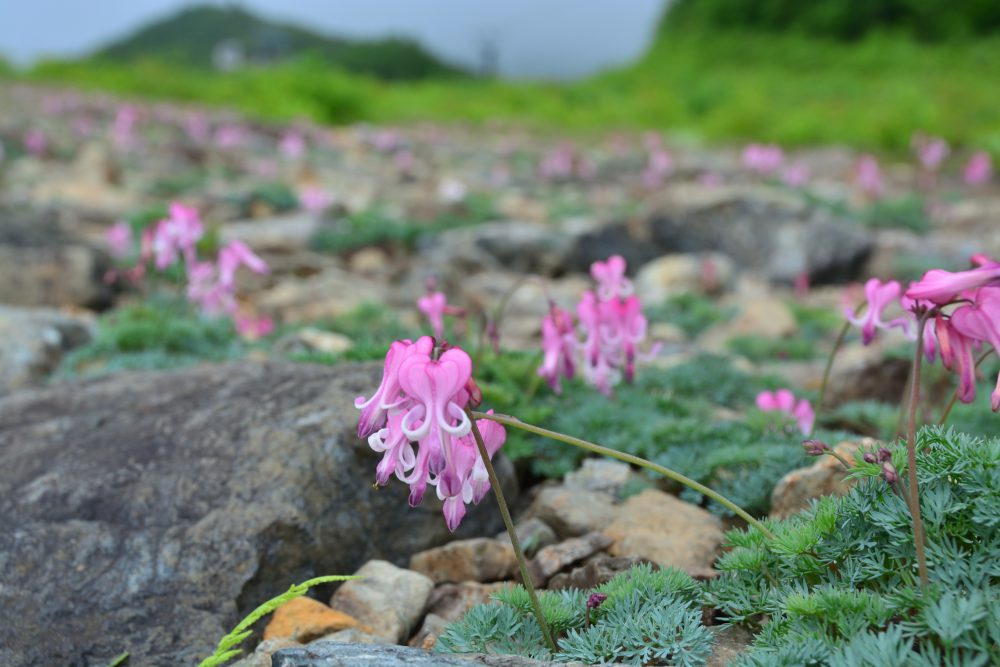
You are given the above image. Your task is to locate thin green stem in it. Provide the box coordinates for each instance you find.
[818,319,852,415]
[473,411,775,540]
[937,348,995,426]
[905,311,931,588]
[823,449,852,471]
[465,408,557,654]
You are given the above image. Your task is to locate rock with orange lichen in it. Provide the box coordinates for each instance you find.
[263,597,370,643]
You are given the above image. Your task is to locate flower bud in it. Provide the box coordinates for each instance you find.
[802,439,829,456]
[878,447,893,463]
[863,452,878,464]
[587,593,608,610]
[881,462,899,484]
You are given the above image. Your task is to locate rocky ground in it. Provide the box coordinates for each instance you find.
[1,82,999,666]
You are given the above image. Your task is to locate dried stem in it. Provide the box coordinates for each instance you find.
[473,411,775,540]
[464,408,557,654]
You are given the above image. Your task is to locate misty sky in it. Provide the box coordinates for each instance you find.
[0,0,666,80]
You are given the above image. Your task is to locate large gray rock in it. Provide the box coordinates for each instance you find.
[0,361,516,667]
[0,207,114,308]
[646,187,872,284]
[0,305,94,391]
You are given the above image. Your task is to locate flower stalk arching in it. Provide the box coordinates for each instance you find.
[905,310,932,588]
[464,407,557,654]
[817,318,852,417]
[472,411,776,540]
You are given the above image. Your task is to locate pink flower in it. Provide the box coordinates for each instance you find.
[151,203,204,270]
[186,261,235,315]
[105,222,133,259]
[279,131,306,159]
[359,339,498,530]
[963,151,993,186]
[235,314,274,340]
[844,279,912,344]
[298,185,334,213]
[591,255,632,301]
[355,337,434,439]
[112,104,138,150]
[933,314,978,405]
[214,124,247,149]
[913,134,949,171]
[642,147,673,189]
[780,163,810,188]
[905,265,1000,305]
[856,154,884,199]
[417,291,448,340]
[537,305,576,393]
[756,389,815,435]
[742,143,784,175]
[217,240,268,289]
[949,288,1000,411]
[23,129,46,156]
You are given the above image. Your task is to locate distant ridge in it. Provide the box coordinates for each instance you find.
[92,4,464,80]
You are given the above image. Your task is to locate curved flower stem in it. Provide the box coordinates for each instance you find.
[818,319,852,415]
[906,311,932,589]
[464,407,557,654]
[473,411,776,540]
[937,349,995,426]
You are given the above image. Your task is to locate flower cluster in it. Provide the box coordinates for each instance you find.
[356,338,506,531]
[845,254,1000,411]
[107,202,271,337]
[538,255,660,396]
[742,143,784,175]
[755,389,815,435]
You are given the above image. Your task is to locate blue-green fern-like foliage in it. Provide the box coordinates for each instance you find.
[706,427,1000,666]
[436,564,714,666]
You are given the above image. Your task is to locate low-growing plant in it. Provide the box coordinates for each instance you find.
[706,427,1000,666]
[647,292,734,339]
[438,565,714,666]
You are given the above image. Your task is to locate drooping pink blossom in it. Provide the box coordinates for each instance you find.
[105,222,133,259]
[780,163,810,188]
[234,314,274,340]
[23,129,47,156]
[905,265,1000,305]
[537,304,576,393]
[279,131,306,160]
[756,389,815,435]
[298,185,334,213]
[151,203,204,270]
[856,154,884,199]
[742,143,784,175]
[963,151,993,186]
[913,134,949,171]
[217,240,268,289]
[417,291,448,340]
[356,337,435,439]
[591,255,632,301]
[949,288,1000,411]
[844,279,912,344]
[642,147,673,189]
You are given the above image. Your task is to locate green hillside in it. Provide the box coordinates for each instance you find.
[93,4,463,80]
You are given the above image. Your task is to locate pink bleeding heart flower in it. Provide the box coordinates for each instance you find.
[905,265,1000,305]
[105,222,133,259]
[950,288,1000,411]
[398,347,473,503]
[742,143,784,175]
[933,313,978,405]
[591,255,632,301]
[355,337,435,439]
[964,151,993,186]
[756,389,815,435]
[913,134,949,171]
[217,240,268,289]
[279,131,306,159]
[417,291,448,340]
[856,154,884,199]
[844,279,912,344]
[537,304,577,393]
[780,163,810,188]
[152,203,204,270]
[235,314,274,340]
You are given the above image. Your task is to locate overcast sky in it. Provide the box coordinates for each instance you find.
[0,0,666,80]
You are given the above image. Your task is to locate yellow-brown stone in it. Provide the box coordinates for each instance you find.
[263,596,370,643]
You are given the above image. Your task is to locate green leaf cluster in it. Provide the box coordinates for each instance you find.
[437,564,713,666]
[707,427,1000,665]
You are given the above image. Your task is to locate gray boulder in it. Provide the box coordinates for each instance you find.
[0,361,515,667]
[0,305,94,391]
[272,642,569,666]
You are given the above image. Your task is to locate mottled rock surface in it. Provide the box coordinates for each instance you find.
[264,597,367,643]
[0,305,94,391]
[0,361,514,667]
[409,538,517,584]
[272,642,577,666]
